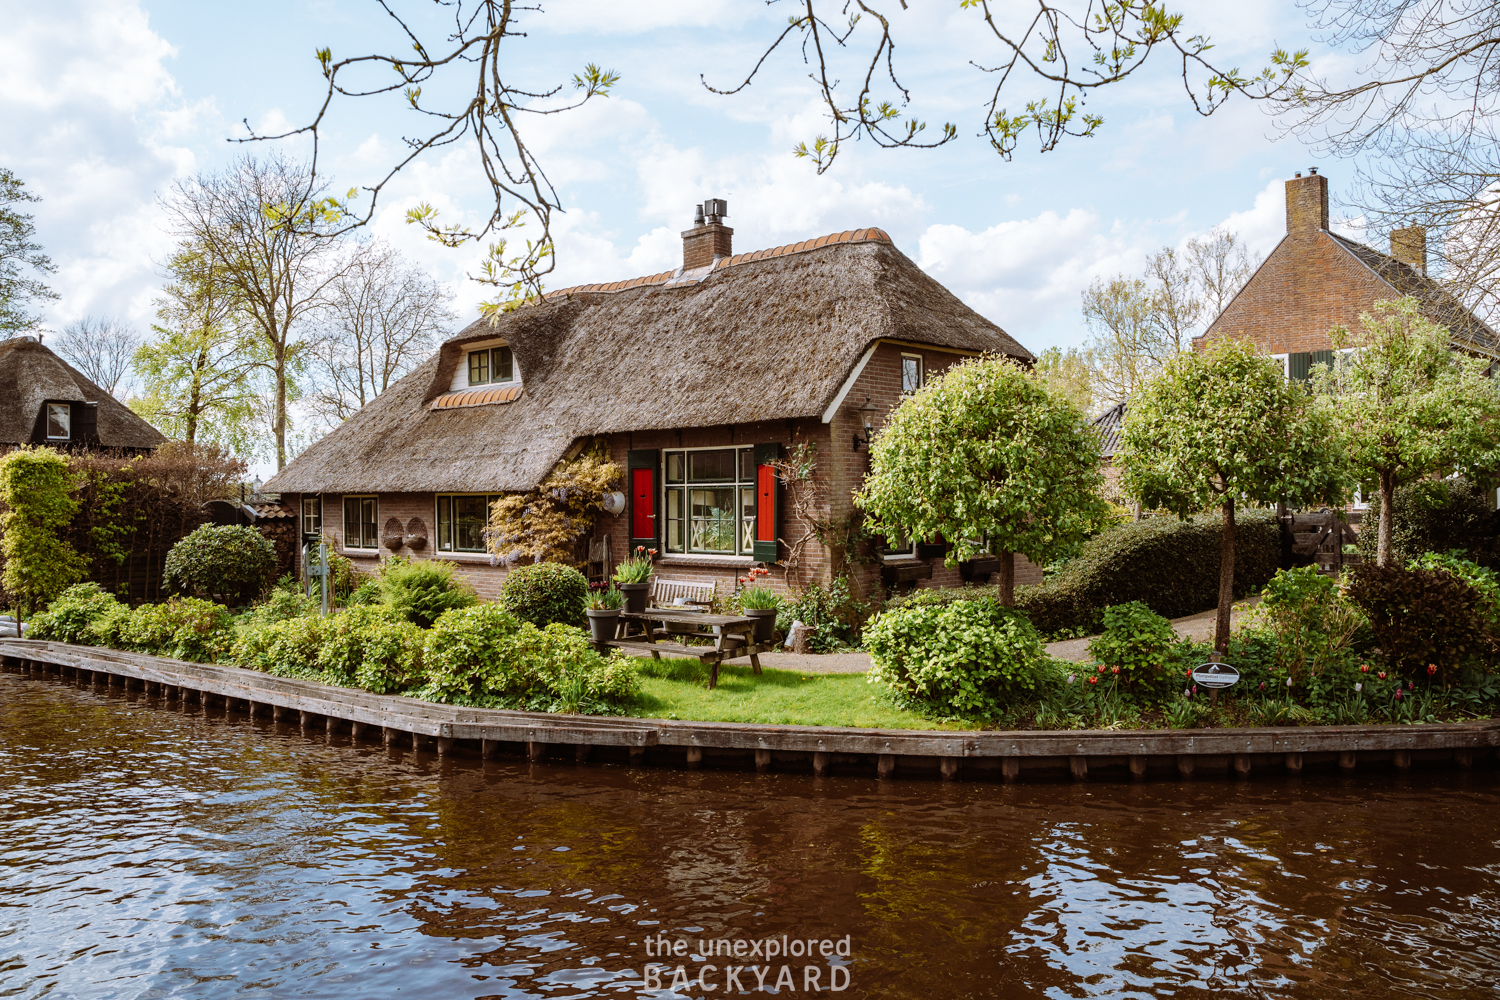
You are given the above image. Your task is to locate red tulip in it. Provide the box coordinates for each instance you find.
[1359,664,1369,674]
[1378,671,1387,680]
[1088,676,1099,685]
[1111,666,1120,674]
[1097,664,1106,674]
[1427,663,1438,676]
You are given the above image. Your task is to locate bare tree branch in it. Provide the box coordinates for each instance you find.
[53,316,141,399]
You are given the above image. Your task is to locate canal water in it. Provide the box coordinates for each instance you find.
[2,672,1498,999]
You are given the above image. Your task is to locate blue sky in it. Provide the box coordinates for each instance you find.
[3,0,1368,360]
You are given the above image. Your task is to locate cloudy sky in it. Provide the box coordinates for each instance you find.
[3,0,1370,362]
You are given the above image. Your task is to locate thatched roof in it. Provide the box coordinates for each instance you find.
[0,336,166,449]
[266,231,1032,494]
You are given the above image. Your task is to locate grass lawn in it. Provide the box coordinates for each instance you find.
[620,657,973,730]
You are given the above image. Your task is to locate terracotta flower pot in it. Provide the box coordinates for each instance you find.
[586,608,621,642]
[618,581,649,614]
[743,607,777,645]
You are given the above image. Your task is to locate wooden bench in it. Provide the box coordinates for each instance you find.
[650,578,716,608]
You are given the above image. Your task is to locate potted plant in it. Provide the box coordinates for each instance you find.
[586,587,624,642]
[738,575,780,645]
[614,546,656,614]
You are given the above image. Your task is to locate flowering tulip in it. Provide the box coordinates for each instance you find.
[1192,685,1198,696]
[1259,682,1266,691]
[1427,663,1438,676]
[1378,671,1386,680]
[1088,676,1099,685]
[1097,664,1106,674]
[1067,674,1076,685]
[1355,682,1362,693]
[1360,664,1369,674]
[1111,666,1120,674]
[1396,689,1403,700]
[1286,677,1294,687]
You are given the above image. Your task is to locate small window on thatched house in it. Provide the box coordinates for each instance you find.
[663,447,756,556]
[343,496,379,550]
[46,402,70,440]
[901,354,924,394]
[436,494,504,553]
[302,496,322,537]
[467,346,515,387]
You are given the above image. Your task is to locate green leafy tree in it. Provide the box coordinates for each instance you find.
[0,447,86,619]
[131,244,266,454]
[1313,296,1500,567]
[1120,338,1345,651]
[0,168,57,334]
[855,357,1108,605]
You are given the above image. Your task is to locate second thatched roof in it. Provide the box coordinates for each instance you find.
[266,231,1032,495]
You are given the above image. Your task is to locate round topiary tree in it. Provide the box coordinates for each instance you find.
[163,524,277,606]
[498,562,589,628]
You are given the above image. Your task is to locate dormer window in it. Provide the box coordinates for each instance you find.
[468,346,515,386]
[46,403,70,440]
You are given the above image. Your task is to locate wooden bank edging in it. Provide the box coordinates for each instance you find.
[3,639,1497,781]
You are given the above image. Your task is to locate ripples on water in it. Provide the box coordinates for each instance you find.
[1,672,1498,999]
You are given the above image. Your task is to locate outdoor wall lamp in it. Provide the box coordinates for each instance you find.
[852,395,879,451]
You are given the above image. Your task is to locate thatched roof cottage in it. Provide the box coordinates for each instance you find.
[0,336,165,454]
[265,202,1037,599]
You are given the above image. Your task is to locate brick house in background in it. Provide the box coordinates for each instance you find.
[264,202,1038,600]
[1200,169,1500,373]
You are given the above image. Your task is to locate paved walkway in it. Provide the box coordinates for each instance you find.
[754,596,1264,673]
[1044,596,1262,663]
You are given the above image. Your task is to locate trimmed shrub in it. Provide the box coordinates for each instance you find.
[1358,476,1500,567]
[316,604,408,685]
[345,579,383,607]
[238,588,320,627]
[28,583,122,644]
[163,524,277,605]
[119,597,236,662]
[1086,602,1176,684]
[865,597,1051,715]
[232,613,331,677]
[498,562,589,629]
[354,619,428,695]
[1345,561,1500,683]
[1014,508,1280,635]
[379,558,477,628]
[421,604,637,712]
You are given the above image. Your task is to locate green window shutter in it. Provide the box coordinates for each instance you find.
[752,442,782,563]
[1308,349,1334,377]
[1288,352,1311,382]
[627,449,660,550]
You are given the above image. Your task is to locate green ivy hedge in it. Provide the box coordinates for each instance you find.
[1014,508,1280,635]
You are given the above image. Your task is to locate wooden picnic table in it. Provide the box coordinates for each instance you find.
[599,609,772,689]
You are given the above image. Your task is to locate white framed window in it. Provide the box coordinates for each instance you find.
[435,494,503,552]
[1270,353,1289,378]
[467,346,515,387]
[901,354,924,393]
[342,496,379,550]
[662,447,757,555]
[301,496,322,537]
[46,402,70,440]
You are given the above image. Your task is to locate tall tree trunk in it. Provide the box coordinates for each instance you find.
[274,342,287,469]
[1216,497,1235,653]
[997,549,1015,606]
[1377,470,1395,567]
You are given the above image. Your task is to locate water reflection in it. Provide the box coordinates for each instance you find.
[1,672,1497,998]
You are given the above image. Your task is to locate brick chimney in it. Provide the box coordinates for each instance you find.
[681,198,732,270]
[1390,225,1428,275]
[1285,168,1329,235]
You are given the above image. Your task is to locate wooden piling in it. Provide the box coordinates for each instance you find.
[1394,749,1412,771]
[877,754,896,779]
[1002,756,1020,782]
[755,749,773,772]
[1285,752,1303,774]
[1129,755,1148,780]
[1069,756,1088,781]
[940,757,960,780]
[812,752,831,777]
[1176,756,1195,779]
[1233,754,1252,777]
[1338,751,1357,772]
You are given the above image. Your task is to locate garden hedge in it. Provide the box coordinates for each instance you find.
[1013,508,1280,635]
[1357,476,1500,567]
